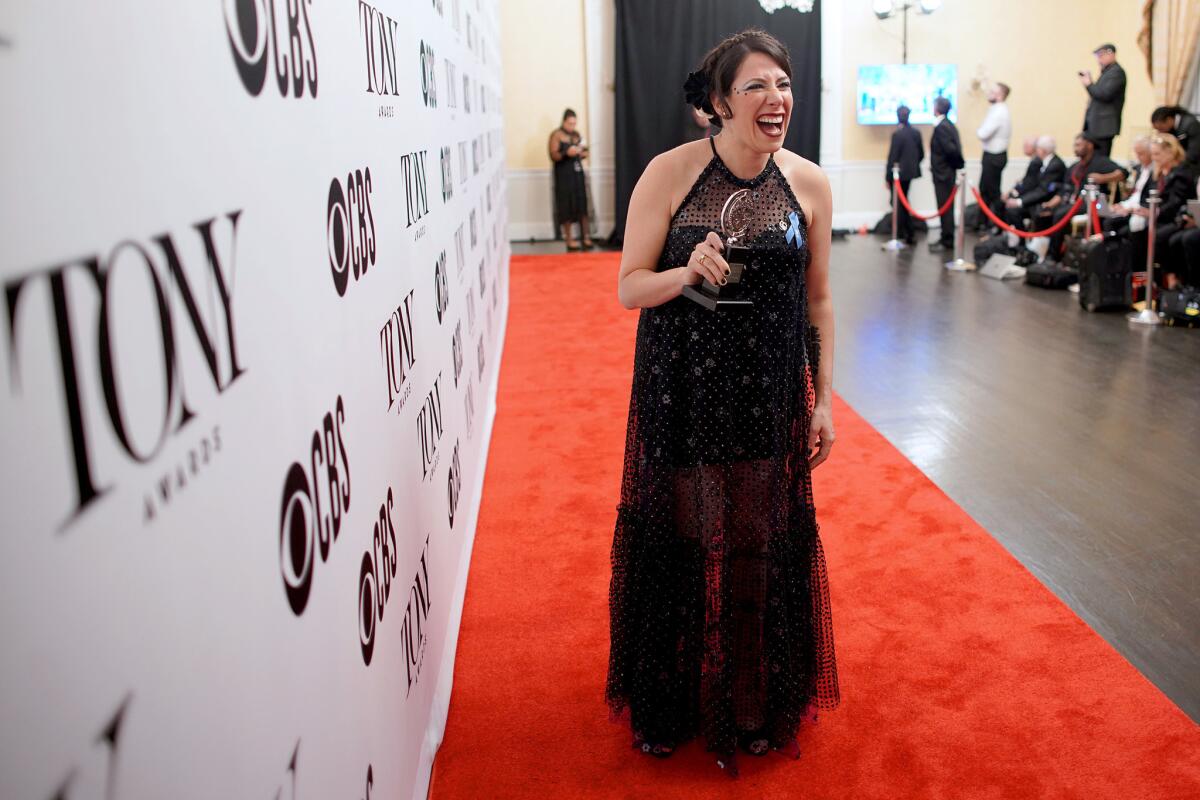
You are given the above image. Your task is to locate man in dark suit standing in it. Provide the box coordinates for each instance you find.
[885,105,924,244]
[1080,43,1126,156]
[929,96,964,253]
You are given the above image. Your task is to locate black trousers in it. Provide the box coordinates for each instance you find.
[934,178,955,246]
[979,151,1008,217]
[1005,203,1032,230]
[1126,222,1182,286]
[893,179,914,241]
[1091,136,1114,156]
[1041,202,1076,261]
[1173,227,1200,287]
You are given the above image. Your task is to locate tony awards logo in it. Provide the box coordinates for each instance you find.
[4,211,247,529]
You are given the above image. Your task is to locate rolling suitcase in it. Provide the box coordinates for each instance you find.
[1077,235,1132,312]
[1060,237,1090,272]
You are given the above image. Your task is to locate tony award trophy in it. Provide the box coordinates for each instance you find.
[682,188,755,312]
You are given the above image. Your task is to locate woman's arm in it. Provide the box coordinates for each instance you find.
[616,153,724,309]
[548,131,568,162]
[801,162,836,467]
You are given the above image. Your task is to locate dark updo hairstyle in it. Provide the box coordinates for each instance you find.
[1150,105,1187,124]
[562,108,577,122]
[688,29,793,129]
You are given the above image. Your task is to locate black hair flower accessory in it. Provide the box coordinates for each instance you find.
[683,70,714,115]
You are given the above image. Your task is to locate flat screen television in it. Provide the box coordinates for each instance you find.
[856,64,958,125]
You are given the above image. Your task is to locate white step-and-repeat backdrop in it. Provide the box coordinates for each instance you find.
[0,1,508,798]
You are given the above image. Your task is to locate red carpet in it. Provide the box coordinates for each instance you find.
[429,252,1200,799]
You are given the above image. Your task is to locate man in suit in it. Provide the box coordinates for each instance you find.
[1080,43,1126,156]
[981,136,1041,233]
[1151,105,1200,178]
[1003,137,1041,201]
[885,104,924,244]
[929,96,963,253]
[1003,135,1066,230]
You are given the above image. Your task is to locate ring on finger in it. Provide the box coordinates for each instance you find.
[699,253,708,266]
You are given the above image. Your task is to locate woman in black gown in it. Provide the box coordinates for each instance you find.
[607,29,841,778]
[548,108,594,249]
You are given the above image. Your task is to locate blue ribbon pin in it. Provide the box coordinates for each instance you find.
[784,211,803,249]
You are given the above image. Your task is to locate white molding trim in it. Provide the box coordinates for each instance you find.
[507,166,615,241]
[582,0,615,233]
[819,0,843,164]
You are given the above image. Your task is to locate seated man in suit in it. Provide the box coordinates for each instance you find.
[1003,135,1066,231]
[986,135,1040,229]
[1038,133,1127,262]
[1151,105,1200,179]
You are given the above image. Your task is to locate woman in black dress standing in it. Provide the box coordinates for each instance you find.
[606,29,841,778]
[548,108,594,249]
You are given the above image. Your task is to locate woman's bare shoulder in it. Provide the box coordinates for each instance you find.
[774,149,828,191]
[642,139,711,182]
[639,139,713,212]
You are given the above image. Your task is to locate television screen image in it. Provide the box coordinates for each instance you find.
[857,64,958,125]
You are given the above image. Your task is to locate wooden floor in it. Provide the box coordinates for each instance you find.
[513,234,1200,723]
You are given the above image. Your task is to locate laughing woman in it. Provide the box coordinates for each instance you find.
[605,29,841,778]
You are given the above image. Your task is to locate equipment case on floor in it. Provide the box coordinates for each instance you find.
[1076,235,1133,311]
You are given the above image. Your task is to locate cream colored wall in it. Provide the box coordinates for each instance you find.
[499,0,590,170]
[840,0,1156,162]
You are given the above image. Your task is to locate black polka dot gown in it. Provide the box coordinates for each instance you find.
[606,137,841,760]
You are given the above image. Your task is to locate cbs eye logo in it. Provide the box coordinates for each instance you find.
[327,169,376,297]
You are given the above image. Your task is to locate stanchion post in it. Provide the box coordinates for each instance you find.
[882,165,906,251]
[1128,189,1162,325]
[1084,182,1099,237]
[944,169,974,271]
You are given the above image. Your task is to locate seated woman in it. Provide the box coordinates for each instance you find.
[1103,132,1196,289]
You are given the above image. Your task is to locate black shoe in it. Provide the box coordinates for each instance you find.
[928,241,947,253]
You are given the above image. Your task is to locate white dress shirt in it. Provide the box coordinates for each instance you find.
[1119,163,1154,231]
[1119,163,1152,210]
[976,102,1011,154]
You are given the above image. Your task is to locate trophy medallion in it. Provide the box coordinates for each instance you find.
[682,188,755,312]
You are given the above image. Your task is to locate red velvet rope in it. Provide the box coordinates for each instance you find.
[1089,201,1102,235]
[894,179,957,221]
[970,187,1085,239]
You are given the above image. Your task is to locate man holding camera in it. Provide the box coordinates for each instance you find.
[1079,43,1126,157]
